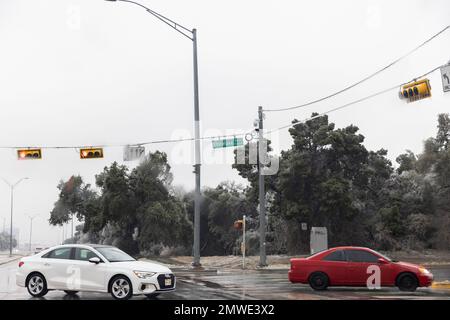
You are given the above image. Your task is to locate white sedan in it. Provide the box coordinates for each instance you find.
[16,244,176,300]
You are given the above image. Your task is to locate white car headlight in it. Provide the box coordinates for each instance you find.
[133,271,156,279]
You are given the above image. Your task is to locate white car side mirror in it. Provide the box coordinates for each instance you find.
[88,257,101,264]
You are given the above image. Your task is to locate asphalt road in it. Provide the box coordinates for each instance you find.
[1,260,449,300]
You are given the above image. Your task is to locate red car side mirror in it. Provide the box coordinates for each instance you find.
[378,258,388,264]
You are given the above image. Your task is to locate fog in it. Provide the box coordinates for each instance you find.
[0,0,449,246]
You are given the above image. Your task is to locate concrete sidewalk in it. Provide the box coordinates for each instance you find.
[0,255,22,266]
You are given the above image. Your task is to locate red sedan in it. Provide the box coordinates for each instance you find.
[288,246,433,291]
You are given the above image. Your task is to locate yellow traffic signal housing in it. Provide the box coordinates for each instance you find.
[234,220,244,230]
[400,79,432,103]
[17,149,42,160]
[80,148,104,159]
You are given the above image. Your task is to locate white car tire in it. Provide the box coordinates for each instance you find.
[27,273,48,298]
[110,276,133,300]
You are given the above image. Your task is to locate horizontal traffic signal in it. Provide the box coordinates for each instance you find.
[399,79,432,103]
[17,149,42,160]
[80,148,104,159]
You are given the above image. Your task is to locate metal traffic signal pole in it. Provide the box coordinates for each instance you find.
[258,106,267,267]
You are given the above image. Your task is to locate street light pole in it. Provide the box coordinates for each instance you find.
[27,214,39,253]
[1,177,30,256]
[192,28,202,267]
[10,187,13,255]
[105,0,202,267]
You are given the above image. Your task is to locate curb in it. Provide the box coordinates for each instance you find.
[431,281,450,289]
[0,256,22,266]
[171,267,218,273]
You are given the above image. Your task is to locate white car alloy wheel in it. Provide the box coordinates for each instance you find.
[27,274,47,297]
[111,277,132,300]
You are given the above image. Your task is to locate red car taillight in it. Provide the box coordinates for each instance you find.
[18,261,24,268]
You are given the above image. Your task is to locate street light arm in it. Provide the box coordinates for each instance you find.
[108,0,194,41]
[145,7,194,40]
[13,177,29,188]
[1,177,29,188]
[28,213,40,220]
[1,177,12,187]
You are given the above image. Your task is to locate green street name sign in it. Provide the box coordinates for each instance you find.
[212,137,244,149]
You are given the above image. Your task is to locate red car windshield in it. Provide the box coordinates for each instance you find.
[369,249,394,262]
[306,249,328,259]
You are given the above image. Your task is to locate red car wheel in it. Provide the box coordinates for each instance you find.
[308,272,329,290]
[397,273,418,292]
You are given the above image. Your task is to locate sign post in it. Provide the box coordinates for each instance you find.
[242,215,246,269]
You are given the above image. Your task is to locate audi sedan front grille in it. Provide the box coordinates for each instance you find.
[157,274,175,290]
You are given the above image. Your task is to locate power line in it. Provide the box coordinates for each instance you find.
[0,65,444,151]
[265,64,444,135]
[263,25,450,113]
[0,132,248,150]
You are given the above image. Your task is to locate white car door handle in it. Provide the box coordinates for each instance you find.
[44,263,50,266]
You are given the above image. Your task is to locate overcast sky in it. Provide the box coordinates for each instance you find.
[0,0,449,247]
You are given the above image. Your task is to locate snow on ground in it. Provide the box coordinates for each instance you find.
[142,250,450,270]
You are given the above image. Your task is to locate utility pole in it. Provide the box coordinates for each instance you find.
[258,106,267,267]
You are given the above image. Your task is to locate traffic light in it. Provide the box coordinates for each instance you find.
[17,149,42,160]
[234,220,244,230]
[80,148,103,159]
[399,79,432,103]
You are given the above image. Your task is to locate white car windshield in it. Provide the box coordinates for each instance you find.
[94,247,135,262]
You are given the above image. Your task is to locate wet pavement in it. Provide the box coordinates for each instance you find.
[1,260,449,300]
